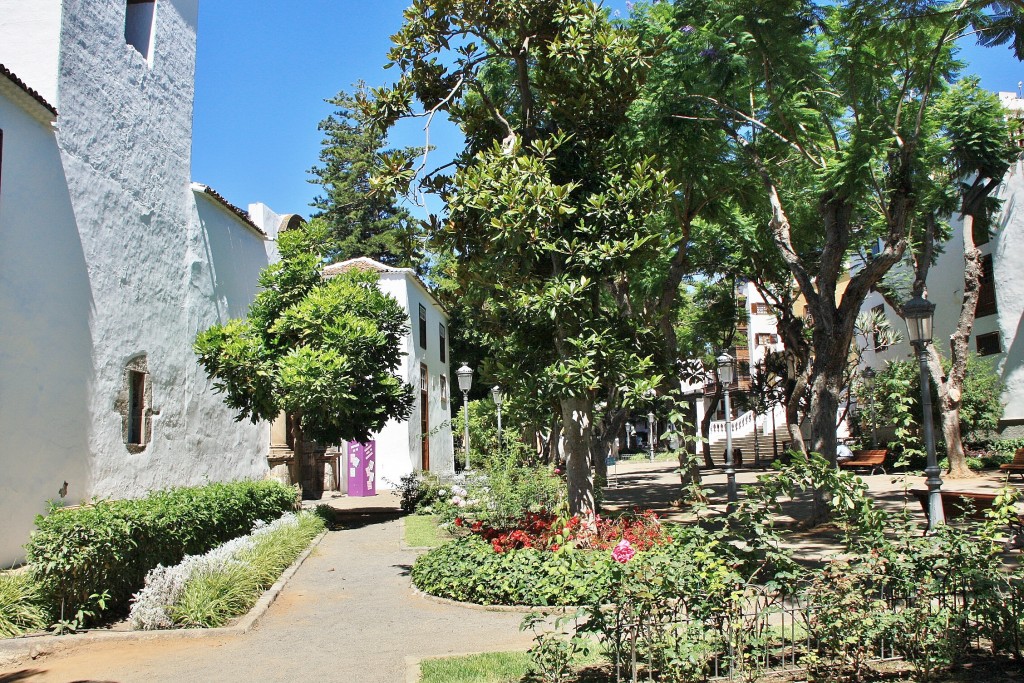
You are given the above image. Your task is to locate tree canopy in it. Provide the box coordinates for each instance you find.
[310,85,424,270]
[194,220,414,445]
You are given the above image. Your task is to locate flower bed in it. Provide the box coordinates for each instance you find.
[412,509,677,606]
[458,508,669,553]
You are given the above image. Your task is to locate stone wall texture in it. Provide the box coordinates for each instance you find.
[0,0,274,566]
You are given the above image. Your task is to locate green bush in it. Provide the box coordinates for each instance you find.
[0,573,49,637]
[26,479,297,620]
[411,535,611,606]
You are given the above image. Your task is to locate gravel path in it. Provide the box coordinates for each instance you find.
[0,517,534,683]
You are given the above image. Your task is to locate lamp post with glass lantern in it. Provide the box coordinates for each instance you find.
[456,363,474,471]
[717,352,738,506]
[491,385,503,453]
[863,367,878,448]
[903,294,945,529]
[648,412,656,462]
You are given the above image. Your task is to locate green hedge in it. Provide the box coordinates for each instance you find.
[26,479,297,618]
[411,535,611,606]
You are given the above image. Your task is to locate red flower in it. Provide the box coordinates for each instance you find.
[454,517,464,527]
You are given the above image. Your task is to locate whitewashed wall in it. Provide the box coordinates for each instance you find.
[860,157,1024,425]
[364,271,455,488]
[0,90,91,567]
[0,0,276,566]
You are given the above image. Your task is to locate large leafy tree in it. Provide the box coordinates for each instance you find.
[309,85,424,269]
[655,0,994,479]
[194,220,414,469]
[876,79,1019,477]
[365,0,672,521]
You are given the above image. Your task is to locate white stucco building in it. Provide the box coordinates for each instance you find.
[322,258,455,487]
[0,0,295,566]
[859,91,1024,434]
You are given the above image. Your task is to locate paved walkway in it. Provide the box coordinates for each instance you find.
[0,514,534,683]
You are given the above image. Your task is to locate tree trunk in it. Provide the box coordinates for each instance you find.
[809,371,841,465]
[785,368,808,454]
[546,415,562,466]
[701,390,721,467]
[290,412,307,498]
[560,396,596,524]
[936,213,984,478]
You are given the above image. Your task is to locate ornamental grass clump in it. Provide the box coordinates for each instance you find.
[129,511,323,630]
[0,573,49,638]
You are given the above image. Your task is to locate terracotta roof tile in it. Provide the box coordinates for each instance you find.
[0,63,58,118]
[192,183,267,237]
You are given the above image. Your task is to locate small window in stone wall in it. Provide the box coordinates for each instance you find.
[125,1,157,61]
[117,354,153,452]
[977,331,1002,357]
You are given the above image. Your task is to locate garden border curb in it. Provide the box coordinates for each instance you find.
[398,516,435,552]
[0,529,328,670]
[410,584,579,614]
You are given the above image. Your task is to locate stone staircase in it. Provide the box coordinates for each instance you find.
[707,406,787,466]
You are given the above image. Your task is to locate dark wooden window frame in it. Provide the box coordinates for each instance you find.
[418,304,427,350]
[976,331,1001,356]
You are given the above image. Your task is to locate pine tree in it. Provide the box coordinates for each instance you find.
[309,84,422,269]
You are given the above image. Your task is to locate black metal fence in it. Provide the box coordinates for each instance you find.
[600,581,1019,682]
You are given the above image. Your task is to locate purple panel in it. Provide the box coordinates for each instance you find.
[346,440,377,497]
[363,441,376,496]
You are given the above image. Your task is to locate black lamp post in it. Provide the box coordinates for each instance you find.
[903,294,944,529]
[717,352,738,506]
[648,411,656,462]
[491,385,503,453]
[863,366,877,449]
[456,363,474,471]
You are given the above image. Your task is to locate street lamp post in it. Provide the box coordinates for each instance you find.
[863,367,878,448]
[648,412,656,462]
[456,363,474,471]
[903,294,944,530]
[717,353,738,507]
[491,385,503,453]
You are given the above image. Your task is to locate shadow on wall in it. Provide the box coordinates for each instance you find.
[0,122,94,568]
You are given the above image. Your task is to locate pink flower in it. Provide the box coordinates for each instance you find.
[611,539,635,564]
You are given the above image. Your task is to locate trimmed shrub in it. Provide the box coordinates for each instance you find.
[412,535,611,606]
[27,479,297,620]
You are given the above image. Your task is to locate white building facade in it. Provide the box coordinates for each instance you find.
[322,258,455,487]
[860,92,1024,434]
[0,0,291,566]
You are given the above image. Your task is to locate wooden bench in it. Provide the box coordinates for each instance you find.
[909,489,1001,522]
[911,489,1024,547]
[838,449,888,475]
[999,448,1024,481]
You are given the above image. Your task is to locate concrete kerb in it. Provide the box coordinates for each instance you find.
[0,529,328,670]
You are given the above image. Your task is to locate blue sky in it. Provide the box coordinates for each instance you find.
[191,1,1024,219]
